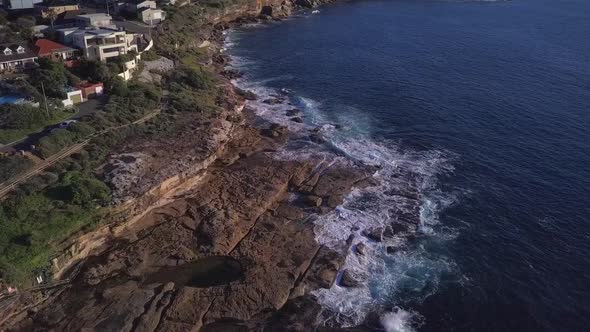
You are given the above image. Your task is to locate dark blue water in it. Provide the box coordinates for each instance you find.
[227,0,590,330]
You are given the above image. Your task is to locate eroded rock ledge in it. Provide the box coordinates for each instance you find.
[7,110,376,331]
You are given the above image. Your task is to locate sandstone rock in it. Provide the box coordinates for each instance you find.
[304,195,323,207]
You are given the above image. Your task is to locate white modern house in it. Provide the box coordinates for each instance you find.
[139,7,166,25]
[71,28,139,61]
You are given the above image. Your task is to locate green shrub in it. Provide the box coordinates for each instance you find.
[0,155,33,182]
[0,104,51,130]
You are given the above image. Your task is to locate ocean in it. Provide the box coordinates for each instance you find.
[225,0,590,330]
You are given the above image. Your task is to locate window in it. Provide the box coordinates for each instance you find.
[3,48,12,56]
[102,47,121,54]
[16,46,25,54]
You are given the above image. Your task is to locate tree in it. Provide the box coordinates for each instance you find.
[77,59,112,82]
[46,8,58,30]
[108,77,128,96]
[58,172,110,206]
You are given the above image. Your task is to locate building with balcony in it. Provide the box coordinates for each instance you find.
[71,28,139,61]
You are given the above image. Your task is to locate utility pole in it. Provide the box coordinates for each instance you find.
[40,82,50,118]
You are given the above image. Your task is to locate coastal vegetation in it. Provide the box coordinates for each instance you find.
[0,77,161,286]
[0,155,33,183]
[0,0,222,287]
[0,171,109,284]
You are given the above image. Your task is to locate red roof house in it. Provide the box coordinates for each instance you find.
[35,39,77,62]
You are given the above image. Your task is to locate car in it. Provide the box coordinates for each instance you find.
[58,120,78,129]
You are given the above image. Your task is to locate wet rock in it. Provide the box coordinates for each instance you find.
[262,123,287,137]
[264,295,322,331]
[236,88,257,100]
[340,270,359,288]
[285,109,301,116]
[309,132,327,144]
[355,243,366,256]
[262,96,285,105]
[362,228,382,242]
[386,246,398,255]
[221,69,243,79]
[382,225,395,239]
[260,5,273,16]
[325,194,343,208]
[390,222,409,234]
[291,117,304,123]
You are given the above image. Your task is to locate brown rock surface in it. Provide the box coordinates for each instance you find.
[6,114,376,331]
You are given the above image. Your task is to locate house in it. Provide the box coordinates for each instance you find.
[75,81,103,99]
[54,9,97,27]
[75,13,115,29]
[124,0,155,14]
[61,87,83,107]
[139,8,165,25]
[0,43,38,72]
[71,28,139,61]
[3,0,42,10]
[35,0,79,18]
[35,38,77,62]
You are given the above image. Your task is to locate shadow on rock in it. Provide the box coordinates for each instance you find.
[143,256,244,288]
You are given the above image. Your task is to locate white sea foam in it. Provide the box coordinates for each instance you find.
[380,308,424,332]
[225,28,460,329]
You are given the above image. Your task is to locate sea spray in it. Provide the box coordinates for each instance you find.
[380,308,424,332]
[226,26,459,329]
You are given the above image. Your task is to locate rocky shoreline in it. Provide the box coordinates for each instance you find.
[1,1,393,331]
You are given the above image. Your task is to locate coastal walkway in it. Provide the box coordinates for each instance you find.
[0,109,161,199]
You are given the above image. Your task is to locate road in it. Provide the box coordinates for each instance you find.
[0,97,106,154]
[0,109,161,199]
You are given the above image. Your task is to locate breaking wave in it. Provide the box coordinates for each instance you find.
[226,27,460,330]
